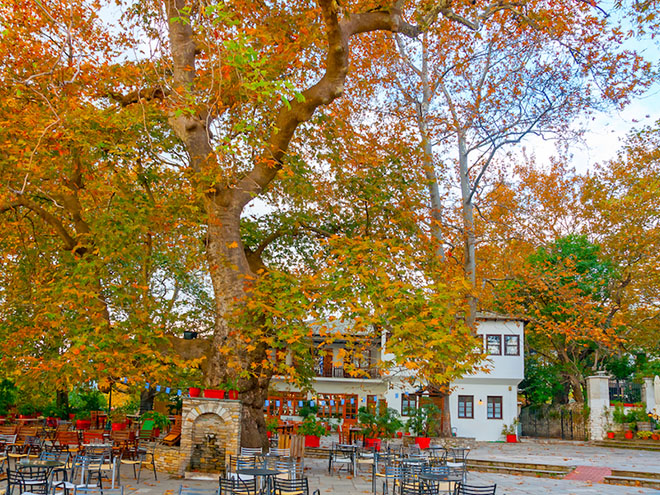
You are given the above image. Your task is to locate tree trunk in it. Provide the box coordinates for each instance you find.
[458,136,477,327]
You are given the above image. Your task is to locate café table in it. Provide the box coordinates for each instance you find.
[236,467,279,495]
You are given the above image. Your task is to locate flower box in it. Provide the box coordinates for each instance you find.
[506,434,518,443]
[203,389,225,399]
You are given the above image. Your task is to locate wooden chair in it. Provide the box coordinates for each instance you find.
[0,426,18,436]
[55,431,82,455]
[161,415,181,446]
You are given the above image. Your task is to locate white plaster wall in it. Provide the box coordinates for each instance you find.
[448,382,519,441]
[470,319,524,381]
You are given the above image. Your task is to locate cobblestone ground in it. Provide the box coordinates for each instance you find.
[120,441,660,495]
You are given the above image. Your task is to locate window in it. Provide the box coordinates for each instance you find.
[504,335,520,356]
[487,396,502,419]
[401,394,417,416]
[486,335,502,355]
[458,395,473,419]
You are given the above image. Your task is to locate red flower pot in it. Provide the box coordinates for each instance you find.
[189,387,202,398]
[203,389,225,399]
[304,435,320,448]
[415,437,431,449]
[76,419,92,430]
[606,431,615,439]
[651,434,659,441]
[267,431,272,439]
[624,430,634,440]
[69,413,76,420]
[365,438,382,451]
[111,422,126,431]
[397,432,403,438]
[506,434,518,443]
[227,390,239,400]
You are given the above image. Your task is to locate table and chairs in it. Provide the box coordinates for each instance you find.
[368,444,482,495]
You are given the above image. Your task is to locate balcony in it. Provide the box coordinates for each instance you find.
[314,365,380,380]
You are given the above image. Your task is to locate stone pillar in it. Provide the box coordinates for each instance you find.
[586,374,610,441]
[643,376,657,414]
[655,376,660,415]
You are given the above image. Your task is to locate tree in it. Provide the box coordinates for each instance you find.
[385,2,652,326]
[499,235,620,402]
[0,0,210,396]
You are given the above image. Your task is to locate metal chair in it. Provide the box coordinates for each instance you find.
[453,483,496,495]
[218,477,257,495]
[374,465,403,495]
[239,447,263,457]
[118,440,156,483]
[328,444,355,475]
[7,469,49,495]
[273,478,320,495]
[269,448,289,457]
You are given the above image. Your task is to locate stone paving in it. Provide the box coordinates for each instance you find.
[119,441,660,495]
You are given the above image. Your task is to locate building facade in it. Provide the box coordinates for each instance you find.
[270,313,525,441]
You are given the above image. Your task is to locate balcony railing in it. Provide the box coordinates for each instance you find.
[315,365,380,379]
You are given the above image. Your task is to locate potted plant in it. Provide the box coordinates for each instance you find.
[108,407,128,430]
[637,430,652,440]
[358,406,402,451]
[266,417,278,439]
[225,379,239,400]
[406,403,441,449]
[501,419,519,443]
[141,410,170,438]
[297,414,327,448]
[651,430,660,441]
[606,430,615,439]
[75,410,92,430]
[189,385,202,398]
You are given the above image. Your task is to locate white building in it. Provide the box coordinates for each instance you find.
[270,313,525,442]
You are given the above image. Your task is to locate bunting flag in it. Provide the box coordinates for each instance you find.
[265,400,270,407]
[177,389,182,396]
[165,387,171,394]
[145,382,150,389]
[330,400,335,406]
[299,401,303,407]
[156,385,161,392]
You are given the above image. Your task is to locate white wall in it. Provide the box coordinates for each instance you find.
[448,382,519,441]
[470,319,524,381]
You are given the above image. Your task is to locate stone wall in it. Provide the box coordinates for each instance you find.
[154,444,183,474]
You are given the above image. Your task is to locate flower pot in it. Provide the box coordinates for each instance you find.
[651,434,659,441]
[227,390,239,400]
[203,389,225,399]
[304,435,320,448]
[76,419,92,430]
[69,413,76,420]
[267,431,272,439]
[606,431,615,439]
[365,438,382,451]
[152,428,160,438]
[506,434,518,443]
[396,432,403,438]
[624,430,634,440]
[111,422,127,431]
[415,437,431,449]
[188,387,202,397]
